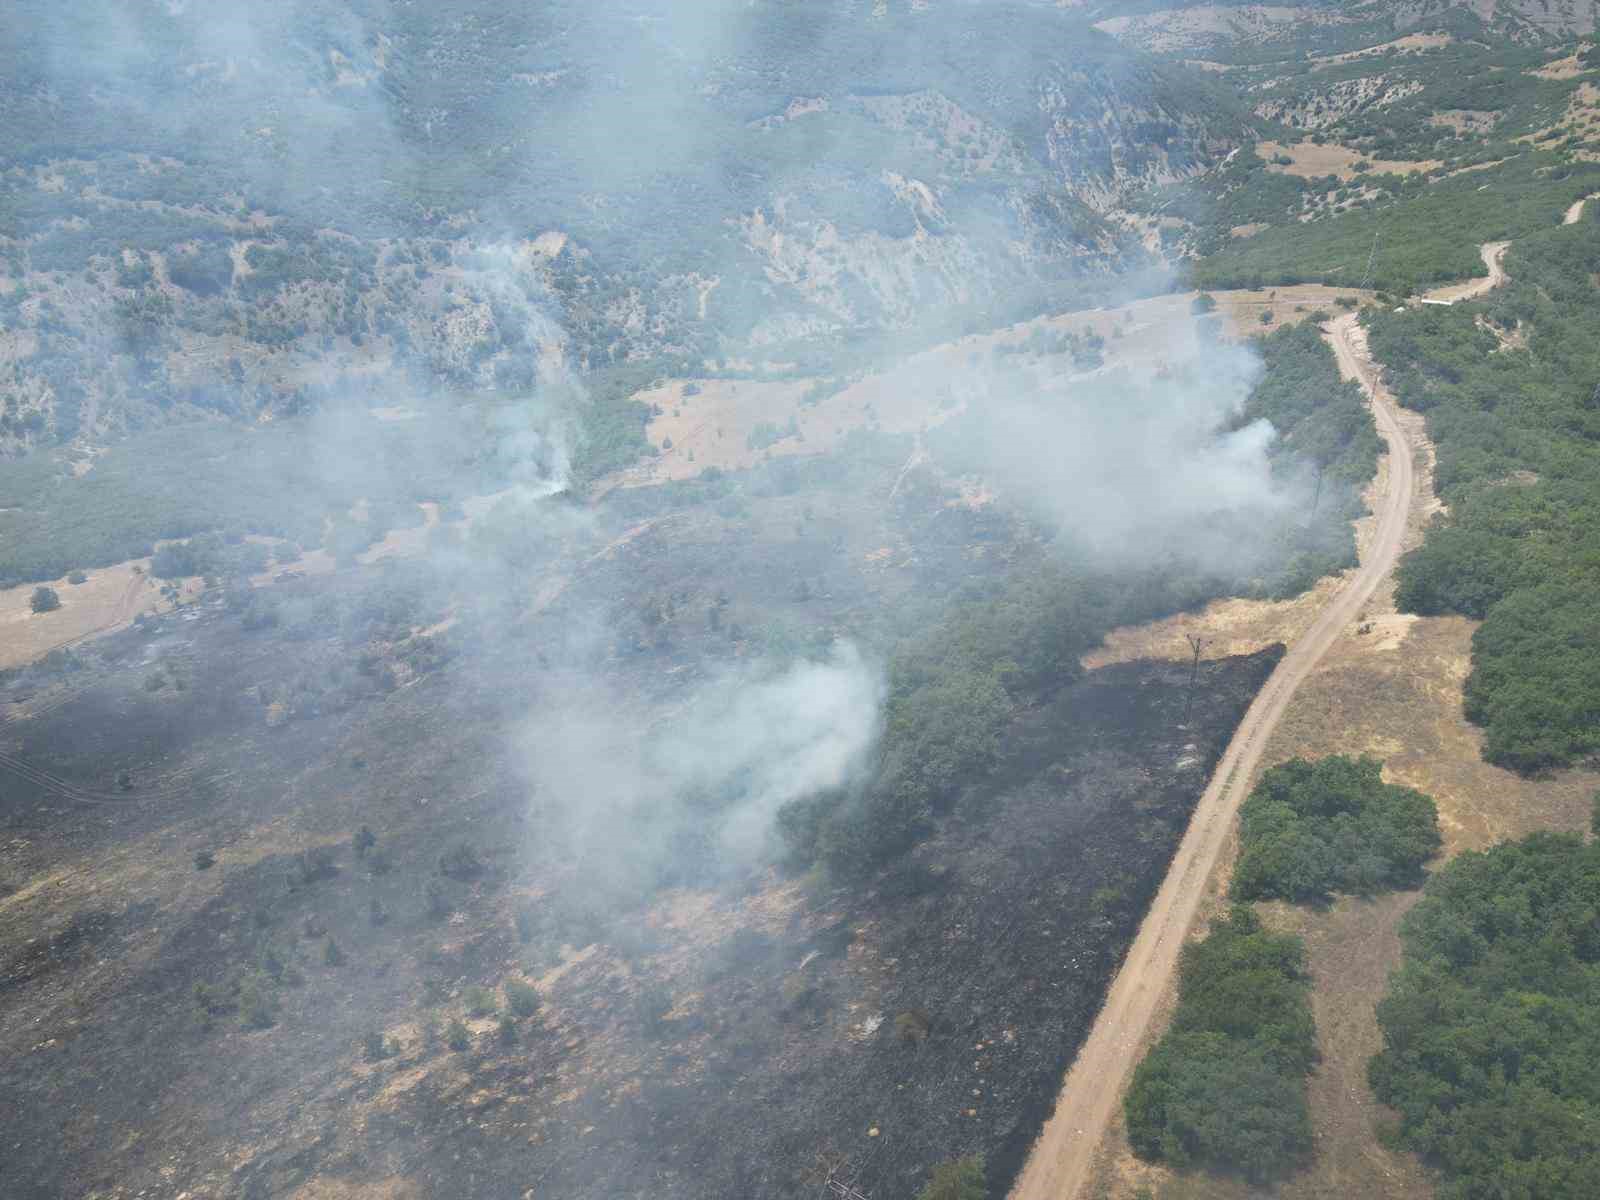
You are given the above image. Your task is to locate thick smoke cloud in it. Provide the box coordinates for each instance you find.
[515,643,884,895]
[949,325,1289,570]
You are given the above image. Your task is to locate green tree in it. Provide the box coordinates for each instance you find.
[29,586,60,613]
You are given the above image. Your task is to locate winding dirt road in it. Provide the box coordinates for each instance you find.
[1009,286,1435,1200]
[1422,240,1508,304]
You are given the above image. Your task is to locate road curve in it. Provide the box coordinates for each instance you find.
[1008,304,1422,1200]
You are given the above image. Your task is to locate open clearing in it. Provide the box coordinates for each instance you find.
[618,287,1370,488]
[1312,32,1452,68]
[0,563,158,672]
[1257,139,1441,182]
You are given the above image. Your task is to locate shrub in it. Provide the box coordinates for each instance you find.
[917,1154,986,1200]
[895,1009,933,1046]
[323,938,345,967]
[425,879,450,919]
[439,841,483,880]
[193,850,216,870]
[294,847,339,885]
[497,1016,518,1046]
[445,1018,471,1052]
[506,978,542,1018]
[362,1030,389,1062]
[239,973,279,1029]
[66,570,87,585]
[464,985,496,1017]
[29,587,60,613]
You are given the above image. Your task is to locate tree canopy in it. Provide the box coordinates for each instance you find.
[1125,906,1316,1182]
[1232,755,1441,902]
[1370,832,1600,1200]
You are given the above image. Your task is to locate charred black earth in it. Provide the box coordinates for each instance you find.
[0,446,1280,1200]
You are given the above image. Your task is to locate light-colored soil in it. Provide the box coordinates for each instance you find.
[1257,140,1441,182]
[0,563,160,671]
[1533,52,1586,80]
[1008,306,1417,1200]
[1420,241,1508,304]
[1208,285,1372,336]
[614,288,1371,491]
[1312,32,1452,68]
[1565,193,1597,224]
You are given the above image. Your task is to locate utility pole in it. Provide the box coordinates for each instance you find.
[1360,226,1382,291]
[1182,633,1210,728]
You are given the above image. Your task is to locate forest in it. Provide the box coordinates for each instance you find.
[1370,830,1600,1199]
[1232,755,1440,903]
[1371,211,1600,771]
[1123,906,1317,1182]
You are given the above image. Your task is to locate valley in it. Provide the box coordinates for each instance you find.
[6,5,1600,1200]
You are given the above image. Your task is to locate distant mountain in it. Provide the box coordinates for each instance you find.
[0,1,1251,455]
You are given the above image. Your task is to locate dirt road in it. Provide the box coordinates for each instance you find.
[1422,240,1508,304]
[1564,194,1596,225]
[1008,300,1428,1200]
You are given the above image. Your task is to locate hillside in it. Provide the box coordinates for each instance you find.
[11,4,1600,1200]
[0,0,1251,460]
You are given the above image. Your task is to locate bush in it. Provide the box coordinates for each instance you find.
[323,938,345,967]
[464,985,496,1017]
[362,1030,390,1062]
[1232,756,1440,902]
[238,973,279,1029]
[917,1153,985,1200]
[439,841,483,880]
[193,850,215,871]
[294,847,339,885]
[505,978,542,1018]
[66,570,87,585]
[1125,906,1315,1182]
[29,586,60,613]
[445,1018,471,1052]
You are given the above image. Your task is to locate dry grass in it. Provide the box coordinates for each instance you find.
[1257,140,1441,182]
[1312,32,1451,69]
[0,562,162,671]
[1532,52,1587,80]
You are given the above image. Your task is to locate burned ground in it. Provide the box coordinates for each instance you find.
[0,437,1278,1200]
